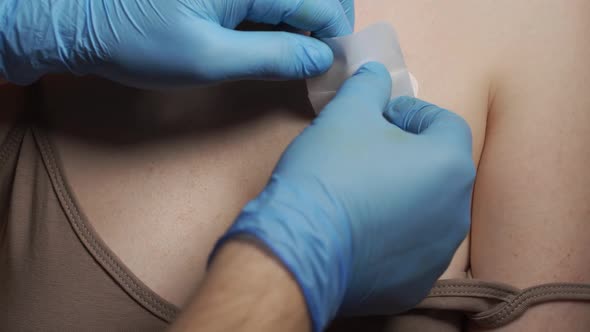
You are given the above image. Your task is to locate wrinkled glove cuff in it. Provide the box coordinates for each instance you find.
[209,174,353,332]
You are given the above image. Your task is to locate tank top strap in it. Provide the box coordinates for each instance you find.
[30,126,180,323]
[0,126,26,171]
[417,278,590,328]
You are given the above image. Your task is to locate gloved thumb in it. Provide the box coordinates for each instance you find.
[206,27,334,81]
[320,62,393,120]
[384,96,473,146]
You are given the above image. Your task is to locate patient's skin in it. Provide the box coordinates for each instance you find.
[2,1,589,330]
[39,1,491,305]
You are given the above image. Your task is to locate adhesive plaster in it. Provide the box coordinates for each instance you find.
[307,23,418,113]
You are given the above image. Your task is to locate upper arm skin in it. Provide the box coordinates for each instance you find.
[470,1,590,329]
[355,0,499,278]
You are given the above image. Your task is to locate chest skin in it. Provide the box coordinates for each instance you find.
[39,0,497,308]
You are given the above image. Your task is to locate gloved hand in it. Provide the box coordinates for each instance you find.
[0,0,353,87]
[212,62,476,331]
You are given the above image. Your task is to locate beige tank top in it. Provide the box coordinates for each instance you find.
[0,118,180,330]
[2,95,590,332]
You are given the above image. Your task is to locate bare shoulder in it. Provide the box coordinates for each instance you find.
[355,1,510,162]
[486,0,590,106]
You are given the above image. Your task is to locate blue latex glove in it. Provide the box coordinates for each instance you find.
[339,0,355,27]
[0,0,353,87]
[212,62,476,331]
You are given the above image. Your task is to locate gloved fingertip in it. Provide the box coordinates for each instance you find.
[384,96,417,128]
[340,0,355,30]
[352,62,392,98]
[355,61,389,77]
[299,38,334,76]
[389,95,418,113]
